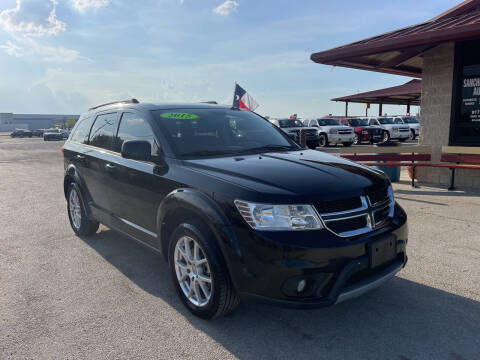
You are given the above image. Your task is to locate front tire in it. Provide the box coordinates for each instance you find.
[382,130,390,144]
[306,141,318,149]
[318,134,328,147]
[410,129,416,140]
[343,142,353,147]
[67,183,99,236]
[168,221,239,319]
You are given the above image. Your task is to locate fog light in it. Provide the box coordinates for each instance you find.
[297,279,307,293]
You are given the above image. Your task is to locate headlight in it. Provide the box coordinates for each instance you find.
[392,127,399,131]
[329,129,338,134]
[234,200,323,231]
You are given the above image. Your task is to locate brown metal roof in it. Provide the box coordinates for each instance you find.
[331,79,421,106]
[310,0,480,78]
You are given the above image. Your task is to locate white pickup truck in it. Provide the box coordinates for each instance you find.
[303,118,355,147]
[363,117,411,143]
[393,116,420,140]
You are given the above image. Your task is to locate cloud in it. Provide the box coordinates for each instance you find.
[71,0,109,13]
[0,0,65,36]
[0,40,21,57]
[212,0,239,16]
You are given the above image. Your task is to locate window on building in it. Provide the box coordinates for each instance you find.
[89,113,118,150]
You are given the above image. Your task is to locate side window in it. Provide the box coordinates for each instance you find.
[70,116,94,144]
[89,112,118,150]
[116,112,157,155]
[394,118,402,124]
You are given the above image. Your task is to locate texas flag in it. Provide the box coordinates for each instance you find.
[233,83,259,111]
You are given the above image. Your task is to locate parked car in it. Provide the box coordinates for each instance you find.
[63,100,408,319]
[60,129,70,139]
[393,116,419,140]
[43,129,64,141]
[10,129,32,138]
[303,118,355,147]
[338,118,384,144]
[269,118,320,149]
[32,129,45,137]
[363,117,411,143]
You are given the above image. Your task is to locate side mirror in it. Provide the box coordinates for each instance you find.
[121,140,152,161]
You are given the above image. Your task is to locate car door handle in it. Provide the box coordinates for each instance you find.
[105,163,116,170]
[75,155,86,163]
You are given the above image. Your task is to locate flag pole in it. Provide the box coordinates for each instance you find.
[232,81,237,108]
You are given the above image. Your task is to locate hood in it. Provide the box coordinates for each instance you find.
[183,150,388,202]
[281,127,317,132]
[381,124,409,130]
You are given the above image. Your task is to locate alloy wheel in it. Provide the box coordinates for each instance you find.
[174,236,212,307]
[69,188,82,230]
[353,134,359,145]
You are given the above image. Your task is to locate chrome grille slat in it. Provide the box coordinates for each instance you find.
[316,186,394,237]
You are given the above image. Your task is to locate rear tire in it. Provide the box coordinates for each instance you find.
[67,183,99,236]
[168,220,239,319]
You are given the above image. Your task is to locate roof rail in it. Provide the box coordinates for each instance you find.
[200,101,218,104]
[89,98,139,111]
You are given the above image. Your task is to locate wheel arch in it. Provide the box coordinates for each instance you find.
[156,189,242,266]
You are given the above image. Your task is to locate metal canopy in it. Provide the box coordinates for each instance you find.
[310,0,480,78]
[331,80,421,106]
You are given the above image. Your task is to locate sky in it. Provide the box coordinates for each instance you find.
[0,0,461,118]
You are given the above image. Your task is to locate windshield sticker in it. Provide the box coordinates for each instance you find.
[161,112,198,119]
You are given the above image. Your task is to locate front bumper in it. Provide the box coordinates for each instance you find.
[228,203,408,308]
[328,133,355,143]
[390,131,410,139]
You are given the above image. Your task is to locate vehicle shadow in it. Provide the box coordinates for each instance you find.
[80,229,480,360]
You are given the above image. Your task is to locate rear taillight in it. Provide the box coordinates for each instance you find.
[61,146,65,153]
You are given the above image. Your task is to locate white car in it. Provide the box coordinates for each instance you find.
[393,116,420,140]
[304,118,355,147]
[269,118,320,149]
[363,117,411,143]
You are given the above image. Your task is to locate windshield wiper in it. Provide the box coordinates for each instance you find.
[181,150,240,158]
[241,144,299,153]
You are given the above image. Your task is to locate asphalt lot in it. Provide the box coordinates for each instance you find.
[1,135,479,360]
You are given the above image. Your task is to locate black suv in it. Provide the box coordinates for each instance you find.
[63,99,408,319]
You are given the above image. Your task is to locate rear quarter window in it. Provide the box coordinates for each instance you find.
[89,113,118,150]
[70,116,94,144]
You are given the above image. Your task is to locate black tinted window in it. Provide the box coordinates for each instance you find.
[116,112,157,155]
[89,113,117,150]
[71,116,94,144]
[152,109,297,158]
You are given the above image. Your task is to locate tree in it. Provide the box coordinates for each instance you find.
[65,117,77,129]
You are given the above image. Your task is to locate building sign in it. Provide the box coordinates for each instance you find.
[450,40,480,146]
[461,65,480,122]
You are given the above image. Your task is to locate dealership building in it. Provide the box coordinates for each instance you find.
[0,113,79,132]
[311,0,480,188]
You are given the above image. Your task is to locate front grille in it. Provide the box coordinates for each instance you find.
[314,196,362,214]
[325,215,368,234]
[374,206,390,225]
[399,128,409,132]
[367,186,389,205]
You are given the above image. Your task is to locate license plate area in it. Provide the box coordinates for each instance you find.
[368,235,396,268]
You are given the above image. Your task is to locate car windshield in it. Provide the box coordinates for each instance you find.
[318,118,340,126]
[45,129,60,133]
[348,118,368,126]
[378,117,395,125]
[277,119,303,128]
[403,117,419,124]
[152,109,299,158]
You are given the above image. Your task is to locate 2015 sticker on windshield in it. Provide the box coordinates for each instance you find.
[161,112,199,119]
